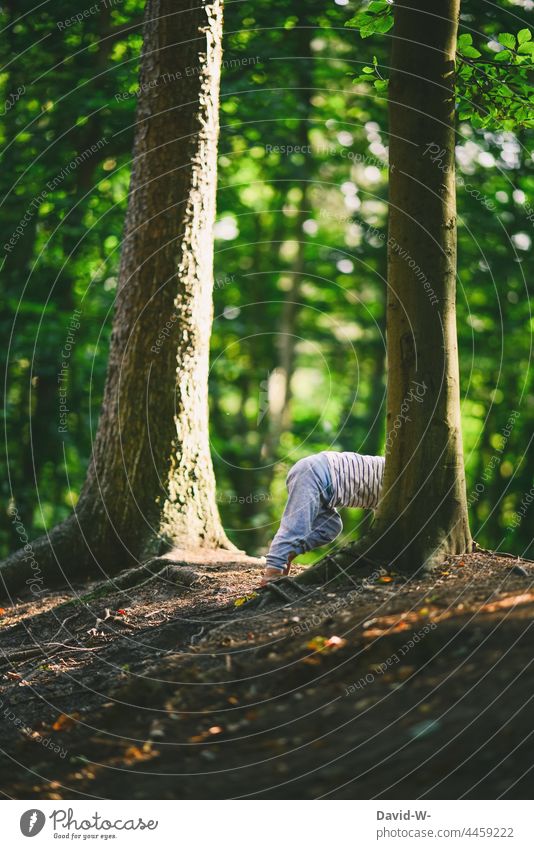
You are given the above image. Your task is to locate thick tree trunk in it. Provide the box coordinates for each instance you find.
[362,0,472,571]
[86,0,232,555]
[0,0,233,598]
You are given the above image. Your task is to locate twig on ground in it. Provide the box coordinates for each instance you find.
[42,642,103,653]
[49,613,79,642]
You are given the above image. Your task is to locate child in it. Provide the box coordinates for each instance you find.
[261,451,385,585]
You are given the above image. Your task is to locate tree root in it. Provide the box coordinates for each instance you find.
[0,513,136,602]
[295,538,389,587]
[294,527,472,588]
[0,511,223,602]
[84,560,206,598]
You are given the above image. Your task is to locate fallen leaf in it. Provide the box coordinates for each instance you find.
[123,744,157,764]
[306,636,328,652]
[306,635,346,653]
[52,712,80,732]
[378,575,393,584]
[234,592,258,607]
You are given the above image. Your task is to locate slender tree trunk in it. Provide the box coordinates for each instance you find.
[300,0,471,584]
[0,0,233,598]
[260,194,308,464]
[363,0,472,571]
[261,32,313,465]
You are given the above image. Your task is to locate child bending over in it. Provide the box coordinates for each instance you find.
[261,451,385,585]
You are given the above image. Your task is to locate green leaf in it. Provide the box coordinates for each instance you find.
[457,33,473,48]
[518,41,534,55]
[461,46,482,58]
[494,49,512,62]
[345,14,365,29]
[517,28,531,44]
[362,66,375,73]
[374,79,388,91]
[368,0,389,11]
[346,5,393,37]
[497,32,516,49]
[373,15,394,34]
[457,63,474,79]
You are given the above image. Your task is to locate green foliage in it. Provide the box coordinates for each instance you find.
[0,0,143,552]
[457,29,534,129]
[346,1,394,39]
[354,54,388,92]
[0,0,533,564]
[346,4,534,130]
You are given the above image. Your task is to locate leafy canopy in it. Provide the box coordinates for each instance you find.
[347,1,534,129]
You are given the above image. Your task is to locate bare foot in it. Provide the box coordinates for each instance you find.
[260,551,296,587]
[260,566,287,586]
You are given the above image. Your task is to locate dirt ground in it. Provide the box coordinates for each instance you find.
[0,547,533,800]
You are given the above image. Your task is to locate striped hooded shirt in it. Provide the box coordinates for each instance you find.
[324,451,385,510]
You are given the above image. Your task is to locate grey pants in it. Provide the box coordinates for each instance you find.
[266,453,343,571]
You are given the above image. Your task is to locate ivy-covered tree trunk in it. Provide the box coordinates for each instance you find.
[0,0,233,598]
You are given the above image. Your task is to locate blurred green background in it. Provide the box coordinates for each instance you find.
[1,0,533,563]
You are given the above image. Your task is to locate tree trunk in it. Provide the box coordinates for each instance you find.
[300,0,471,584]
[363,0,472,571]
[260,193,308,464]
[0,0,233,598]
[260,30,313,466]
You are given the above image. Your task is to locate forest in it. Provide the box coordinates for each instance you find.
[0,0,533,805]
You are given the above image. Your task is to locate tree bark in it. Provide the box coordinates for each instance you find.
[260,192,308,465]
[300,0,472,583]
[0,0,233,598]
[260,30,313,466]
[362,0,472,571]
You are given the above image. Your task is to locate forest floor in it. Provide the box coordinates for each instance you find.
[0,546,533,800]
